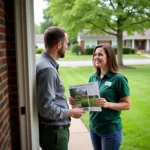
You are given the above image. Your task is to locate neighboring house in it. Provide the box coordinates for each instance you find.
[78,32,117,49]
[78,30,150,52]
[35,34,44,48]
[0,0,38,150]
[124,30,150,51]
[35,34,73,49]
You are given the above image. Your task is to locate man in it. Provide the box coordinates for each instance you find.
[36,26,84,150]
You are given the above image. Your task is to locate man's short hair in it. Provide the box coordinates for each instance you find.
[44,26,66,49]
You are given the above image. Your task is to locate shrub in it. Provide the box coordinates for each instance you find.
[123,46,131,54]
[112,46,134,54]
[86,48,94,55]
[131,48,136,54]
[137,51,141,55]
[35,45,38,49]
[71,44,82,55]
[113,47,117,54]
[36,48,44,54]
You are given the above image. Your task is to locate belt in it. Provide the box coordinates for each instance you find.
[44,124,71,130]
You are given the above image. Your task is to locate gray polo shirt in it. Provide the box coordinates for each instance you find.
[36,52,70,125]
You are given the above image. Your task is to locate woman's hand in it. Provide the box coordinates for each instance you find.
[96,98,109,108]
[96,96,130,110]
[68,96,75,105]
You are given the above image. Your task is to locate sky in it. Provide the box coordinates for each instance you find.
[34,0,47,25]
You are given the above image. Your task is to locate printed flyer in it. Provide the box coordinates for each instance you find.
[69,82,102,111]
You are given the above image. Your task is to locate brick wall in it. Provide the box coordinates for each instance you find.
[98,40,111,45]
[0,0,21,149]
[0,0,12,149]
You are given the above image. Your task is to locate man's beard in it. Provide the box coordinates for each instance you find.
[58,46,65,58]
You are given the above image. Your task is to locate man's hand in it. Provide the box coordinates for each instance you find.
[69,108,84,119]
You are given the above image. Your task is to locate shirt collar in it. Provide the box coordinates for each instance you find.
[96,71,114,78]
[42,51,59,70]
[105,71,114,78]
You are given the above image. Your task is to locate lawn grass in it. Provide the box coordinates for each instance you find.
[123,54,147,59]
[60,65,150,150]
[36,49,148,60]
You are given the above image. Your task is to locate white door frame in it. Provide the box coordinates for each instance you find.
[14,0,39,149]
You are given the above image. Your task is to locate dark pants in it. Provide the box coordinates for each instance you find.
[90,129,122,150]
[39,123,70,150]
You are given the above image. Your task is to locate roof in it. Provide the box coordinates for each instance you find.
[123,29,150,40]
[78,30,116,40]
[79,34,116,40]
[78,29,150,40]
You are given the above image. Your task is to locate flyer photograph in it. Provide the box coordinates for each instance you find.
[69,82,102,111]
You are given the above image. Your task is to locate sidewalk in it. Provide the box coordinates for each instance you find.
[142,53,150,58]
[58,58,150,67]
[68,118,93,150]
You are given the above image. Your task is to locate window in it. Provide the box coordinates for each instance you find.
[85,40,97,48]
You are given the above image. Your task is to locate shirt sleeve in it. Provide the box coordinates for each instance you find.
[88,74,94,82]
[115,75,130,99]
[37,67,70,120]
[88,76,92,82]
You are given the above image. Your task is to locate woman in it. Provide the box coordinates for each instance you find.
[69,44,130,150]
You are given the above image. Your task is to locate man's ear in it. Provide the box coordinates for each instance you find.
[56,41,62,50]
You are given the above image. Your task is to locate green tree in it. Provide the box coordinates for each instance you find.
[35,24,41,34]
[40,9,57,33]
[45,0,150,66]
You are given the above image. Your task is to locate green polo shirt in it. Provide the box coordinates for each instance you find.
[89,72,130,135]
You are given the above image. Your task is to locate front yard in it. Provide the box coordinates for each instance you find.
[60,65,150,150]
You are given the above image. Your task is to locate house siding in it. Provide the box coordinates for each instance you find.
[0,0,21,149]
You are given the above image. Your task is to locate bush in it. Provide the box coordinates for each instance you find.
[131,48,136,54]
[113,47,117,54]
[36,48,44,54]
[35,45,38,49]
[71,44,82,55]
[86,48,94,55]
[123,46,131,54]
[112,46,135,54]
[137,51,141,55]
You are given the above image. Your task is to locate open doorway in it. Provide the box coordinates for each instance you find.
[135,40,146,50]
[14,0,39,149]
